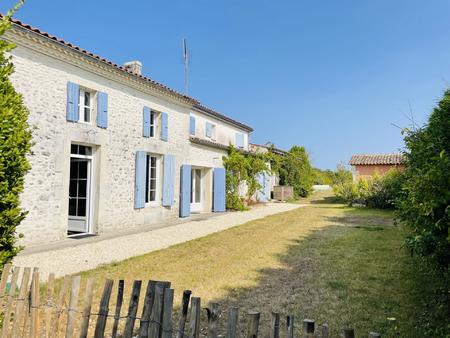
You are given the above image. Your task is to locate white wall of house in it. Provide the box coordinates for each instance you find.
[190,111,249,151]
[5,26,249,246]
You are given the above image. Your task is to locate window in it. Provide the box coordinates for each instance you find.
[71,144,92,156]
[145,154,160,203]
[79,89,93,123]
[205,122,216,140]
[150,110,161,137]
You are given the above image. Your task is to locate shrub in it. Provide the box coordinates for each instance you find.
[397,89,450,269]
[0,1,33,269]
[279,146,314,198]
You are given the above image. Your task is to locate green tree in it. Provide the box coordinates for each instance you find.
[398,89,450,269]
[222,146,248,210]
[279,146,314,198]
[0,1,33,268]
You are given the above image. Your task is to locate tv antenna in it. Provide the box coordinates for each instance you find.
[182,38,189,95]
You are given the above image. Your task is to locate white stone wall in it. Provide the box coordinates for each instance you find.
[8,40,247,246]
[190,111,250,151]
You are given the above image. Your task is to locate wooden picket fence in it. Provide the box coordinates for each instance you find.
[0,264,383,338]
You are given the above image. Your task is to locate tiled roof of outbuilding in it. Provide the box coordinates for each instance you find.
[349,153,405,166]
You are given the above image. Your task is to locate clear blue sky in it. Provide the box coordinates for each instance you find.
[2,0,450,169]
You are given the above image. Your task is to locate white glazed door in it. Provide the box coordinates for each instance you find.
[190,168,203,213]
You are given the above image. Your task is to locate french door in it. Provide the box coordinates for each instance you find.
[190,168,203,213]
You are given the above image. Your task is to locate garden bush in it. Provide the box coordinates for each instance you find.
[279,146,314,198]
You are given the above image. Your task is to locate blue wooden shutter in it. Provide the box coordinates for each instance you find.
[189,116,196,136]
[256,173,269,202]
[97,92,108,128]
[161,112,168,141]
[162,154,175,206]
[134,151,146,209]
[235,133,244,148]
[143,107,151,137]
[66,82,79,122]
[213,168,226,212]
[179,165,191,217]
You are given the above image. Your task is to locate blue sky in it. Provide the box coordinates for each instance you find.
[2,1,450,169]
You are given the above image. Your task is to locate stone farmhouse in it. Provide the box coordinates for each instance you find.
[3,18,257,246]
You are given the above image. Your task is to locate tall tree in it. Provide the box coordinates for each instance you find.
[0,1,33,268]
[279,146,314,198]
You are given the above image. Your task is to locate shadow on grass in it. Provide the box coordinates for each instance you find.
[185,198,447,338]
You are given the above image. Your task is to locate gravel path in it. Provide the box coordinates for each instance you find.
[13,203,303,279]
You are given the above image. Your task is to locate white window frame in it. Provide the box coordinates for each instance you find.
[150,110,161,138]
[205,121,216,141]
[145,154,161,206]
[78,88,94,124]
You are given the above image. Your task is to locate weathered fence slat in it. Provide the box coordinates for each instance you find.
[286,315,294,338]
[303,319,314,337]
[123,280,142,338]
[51,275,71,338]
[227,307,239,338]
[111,279,124,338]
[161,288,174,338]
[206,302,220,338]
[148,283,164,338]
[321,324,329,338]
[246,311,260,338]
[176,290,191,338]
[30,270,40,338]
[343,328,355,338]
[93,279,113,338]
[65,276,81,338]
[79,278,95,338]
[0,264,12,308]
[11,267,31,338]
[44,273,55,338]
[0,266,20,338]
[138,280,156,338]
[270,312,280,338]
[189,297,201,338]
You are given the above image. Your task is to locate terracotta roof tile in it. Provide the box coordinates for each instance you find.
[349,153,405,166]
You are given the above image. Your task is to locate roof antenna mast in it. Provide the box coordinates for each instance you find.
[182,38,189,95]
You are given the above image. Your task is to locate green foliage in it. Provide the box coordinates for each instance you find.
[223,146,248,211]
[246,153,269,201]
[279,146,314,198]
[397,89,450,269]
[0,1,33,268]
[333,170,404,209]
[313,164,353,186]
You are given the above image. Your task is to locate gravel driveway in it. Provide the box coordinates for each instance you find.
[13,203,303,279]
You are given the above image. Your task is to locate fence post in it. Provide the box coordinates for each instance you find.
[321,324,329,338]
[343,328,355,338]
[139,280,156,338]
[161,288,174,338]
[44,273,55,338]
[286,315,294,338]
[303,319,314,337]
[148,283,164,338]
[369,333,381,338]
[94,279,113,338]
[51,275,70,338]
[270,312,280,338]
[0,266,20,338]
[111,280,125,338]
[0,263,12,309]
[227,307,238,338]
[246,311,260,338]
[123,280,142,338]
[11,267,31,338]
[176,290,191,338]
[30,270,40,338]
[189,297,201,338]
[79,278,95,338]
[65,276,81,338]
[206,302,220,338]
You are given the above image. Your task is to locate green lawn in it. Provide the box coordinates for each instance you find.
[70,193,447,337]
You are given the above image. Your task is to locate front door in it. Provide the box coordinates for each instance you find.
[68,145,92,234]
[190,168,203,213]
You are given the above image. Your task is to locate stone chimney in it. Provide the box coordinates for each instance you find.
[123,61,142,76]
